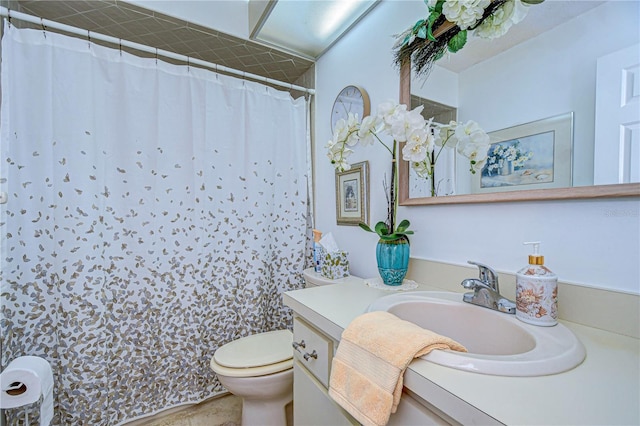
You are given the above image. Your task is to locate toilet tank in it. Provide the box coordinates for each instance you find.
[303,268,363,287]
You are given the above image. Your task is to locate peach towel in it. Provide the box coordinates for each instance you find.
[328,311,467,426]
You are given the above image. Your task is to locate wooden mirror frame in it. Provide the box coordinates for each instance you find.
[398,58,640,206]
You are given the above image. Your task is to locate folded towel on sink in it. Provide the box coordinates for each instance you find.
[328,311,466,426]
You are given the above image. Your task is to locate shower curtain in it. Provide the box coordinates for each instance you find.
[0,22,309,425]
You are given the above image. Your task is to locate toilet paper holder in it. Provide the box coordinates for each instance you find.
[6,381,28,396]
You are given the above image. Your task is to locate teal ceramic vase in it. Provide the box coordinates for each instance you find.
[376,237,410,286]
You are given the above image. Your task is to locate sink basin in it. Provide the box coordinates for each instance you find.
[366,291,586,376]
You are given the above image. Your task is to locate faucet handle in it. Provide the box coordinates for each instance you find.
[467,261,499,291]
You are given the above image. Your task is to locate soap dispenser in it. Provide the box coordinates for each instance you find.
[516,242,558,326]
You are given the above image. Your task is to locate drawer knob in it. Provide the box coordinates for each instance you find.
[292,340,306,352]
[303,350,318,361]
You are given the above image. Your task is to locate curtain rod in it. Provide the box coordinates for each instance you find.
[0,6,316,95]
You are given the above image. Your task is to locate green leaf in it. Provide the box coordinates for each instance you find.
[380,233,411,243]
[433,0,444,14]
[396,219,411,233]
[412,19,426,32]
[448,30,467,53]
[521,0,544,4]
[426,11,440,41]
[374,221,390,236]
[358,222,374,233]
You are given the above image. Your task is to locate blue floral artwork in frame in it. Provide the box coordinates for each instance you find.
[480,131,555,188]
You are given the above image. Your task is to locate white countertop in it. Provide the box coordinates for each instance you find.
[283,278,640,425]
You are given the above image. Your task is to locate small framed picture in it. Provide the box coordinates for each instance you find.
[335,161,369,226]
[472,112,574,193]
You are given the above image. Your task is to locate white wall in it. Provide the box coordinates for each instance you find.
[315,0,640,294]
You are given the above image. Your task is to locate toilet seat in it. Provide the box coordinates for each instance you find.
[211,330,293,378]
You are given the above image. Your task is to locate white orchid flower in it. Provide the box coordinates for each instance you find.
[328,144,354,172]
[402,128,431,163]
[345,131,359,147]
[378,101,407,132]
[332,118,349,143]
[346,112,360,131]
[433,122,456,147]
[390,105,426,142]
[358,115,381,146]
[454,120,490,146]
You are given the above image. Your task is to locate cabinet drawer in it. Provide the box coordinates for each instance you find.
[293,316,334,387]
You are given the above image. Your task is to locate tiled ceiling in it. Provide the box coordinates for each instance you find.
[5,0,315,87]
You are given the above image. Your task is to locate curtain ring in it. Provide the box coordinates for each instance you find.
[87,30,91,48]
[155,48,158,65]
[7,9,11,28]
[41,17,46,38]
[187,56,190,72]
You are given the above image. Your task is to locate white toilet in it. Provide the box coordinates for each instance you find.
[210,330,294,426]
[303,267,362,287]
[210,269,362,426]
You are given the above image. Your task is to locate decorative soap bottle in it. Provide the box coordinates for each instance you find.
[516,241,558,326]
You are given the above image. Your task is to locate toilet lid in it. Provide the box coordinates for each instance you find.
[214,330,293,369]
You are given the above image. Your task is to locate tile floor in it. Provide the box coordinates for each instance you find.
[126,394,294,426]
[127,394,242,426]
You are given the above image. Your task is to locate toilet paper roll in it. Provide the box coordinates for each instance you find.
[0,356,54,426]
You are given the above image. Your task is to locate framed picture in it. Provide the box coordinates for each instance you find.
[472,112,574,193]
[335,161,369,226]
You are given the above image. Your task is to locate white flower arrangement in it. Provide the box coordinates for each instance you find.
[327,101,491,216]
[403,119,491,196]
[327,101,420,242]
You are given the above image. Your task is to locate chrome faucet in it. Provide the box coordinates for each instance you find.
[461,261,516,314]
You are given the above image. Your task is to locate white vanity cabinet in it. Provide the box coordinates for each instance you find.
[291,315,455,426]
[285,277,640,426]
[292,316,357,425]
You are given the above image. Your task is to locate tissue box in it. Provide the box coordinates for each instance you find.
[321,251,350,279]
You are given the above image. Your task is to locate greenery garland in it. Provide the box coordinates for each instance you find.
[394,0,544,78]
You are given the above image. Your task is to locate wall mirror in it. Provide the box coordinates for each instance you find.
[398,0,640,205]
